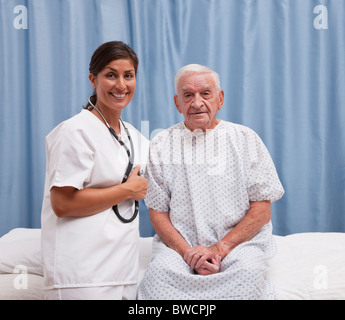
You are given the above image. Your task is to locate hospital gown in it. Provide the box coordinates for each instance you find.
[138,121,284,300]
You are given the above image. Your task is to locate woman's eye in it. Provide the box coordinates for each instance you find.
[125,73,134,79]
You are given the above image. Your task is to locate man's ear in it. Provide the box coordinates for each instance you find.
[174,95,182,114]
[218,90,224,111]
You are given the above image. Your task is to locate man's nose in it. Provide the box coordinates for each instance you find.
[191,94,204,108]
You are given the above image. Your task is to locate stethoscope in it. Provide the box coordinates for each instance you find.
[88,97,138,223]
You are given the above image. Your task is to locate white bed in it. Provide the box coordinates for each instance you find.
[0,228,344,300]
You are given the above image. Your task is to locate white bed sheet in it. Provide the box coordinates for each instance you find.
[0,228,344,300]
[270,233,345,300]
[0,274,44,300]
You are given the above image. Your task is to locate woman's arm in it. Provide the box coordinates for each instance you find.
[50,166,147,218]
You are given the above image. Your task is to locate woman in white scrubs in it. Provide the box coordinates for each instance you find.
[41,41,149,300]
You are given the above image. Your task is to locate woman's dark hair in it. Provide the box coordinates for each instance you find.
[85,41,139,109]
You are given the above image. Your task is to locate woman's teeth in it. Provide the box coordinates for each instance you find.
[111,93,126,99]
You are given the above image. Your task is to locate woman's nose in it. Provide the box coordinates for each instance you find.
[116,76,126,91]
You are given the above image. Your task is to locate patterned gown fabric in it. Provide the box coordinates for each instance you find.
[138,121,284,300]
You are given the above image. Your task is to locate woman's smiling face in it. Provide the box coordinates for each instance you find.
[89,58,136,114]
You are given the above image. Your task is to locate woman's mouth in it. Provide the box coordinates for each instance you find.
[111,92,127,99]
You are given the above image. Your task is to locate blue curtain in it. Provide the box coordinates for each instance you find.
[1,0,344,237]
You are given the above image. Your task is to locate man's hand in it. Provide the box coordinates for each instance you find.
[194,256,221,275]
[183,245,221,276]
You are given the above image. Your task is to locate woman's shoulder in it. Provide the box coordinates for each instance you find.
[46,110,95,144]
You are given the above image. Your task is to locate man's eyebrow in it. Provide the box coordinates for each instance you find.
[181,85,212,92]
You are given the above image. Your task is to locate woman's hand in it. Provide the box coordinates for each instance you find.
[125,165,148,201]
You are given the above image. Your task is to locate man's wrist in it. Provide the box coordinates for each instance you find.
[215,240,235,259]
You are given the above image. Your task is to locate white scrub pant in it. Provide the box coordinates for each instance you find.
[44,284,137,300]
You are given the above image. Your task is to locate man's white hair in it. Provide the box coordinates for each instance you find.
[174,64,221,93]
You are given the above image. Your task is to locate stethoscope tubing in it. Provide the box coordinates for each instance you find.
[88,98,139,223]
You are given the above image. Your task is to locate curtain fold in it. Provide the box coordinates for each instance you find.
[1,0,344,236]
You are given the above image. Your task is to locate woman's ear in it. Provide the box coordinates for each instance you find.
[89,73,97,89]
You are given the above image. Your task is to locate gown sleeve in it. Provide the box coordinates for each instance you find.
[242,129,284,202]
[144,132,171,213]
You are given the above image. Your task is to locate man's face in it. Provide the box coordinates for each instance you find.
[174,72,224,132]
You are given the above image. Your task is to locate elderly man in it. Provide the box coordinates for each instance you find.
[138,64,284,300]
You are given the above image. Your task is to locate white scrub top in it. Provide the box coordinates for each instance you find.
[41,109,149,289]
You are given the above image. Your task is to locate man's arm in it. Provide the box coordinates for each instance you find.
[149,208,190,257]
[214,200,271,259]
[185,200,271,271]
[149,208,220,274]
[150,201,271,274]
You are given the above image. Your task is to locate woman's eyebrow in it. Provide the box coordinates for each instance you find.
[106,67,134,73]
